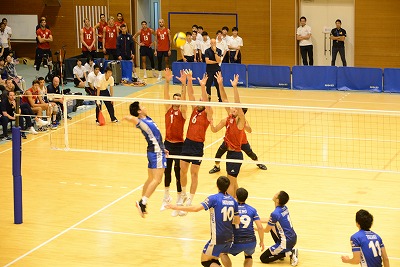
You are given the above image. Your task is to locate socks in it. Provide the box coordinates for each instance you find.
[164,187,170,199]
[141,196,148,205]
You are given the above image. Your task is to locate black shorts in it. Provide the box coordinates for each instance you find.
[140,46,153,58]
[181,138,204,165]
[157,51,169,58]
[120,54,134,60]
[74,77,86,86]
[98,41,103,49]
[104,48,116,56]
[226,151,243,178]
[164,140,183,156]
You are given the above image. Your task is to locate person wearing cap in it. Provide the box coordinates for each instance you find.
[116,23,137,79]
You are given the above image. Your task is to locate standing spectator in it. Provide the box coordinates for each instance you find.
[114,13,125,34]
[94,66,118,124]
[199,31,211,62]
[330,19,347,66]
[2,18,12,51]
[216,30,228,65]
[133,21,156,79]
[154,19,171,81]
[296,16,313,66]
[192,31,201,62]
[94,14,107,52]
[180,32,196,62]
[34,18,53,73]
[221,26,231,63]
[47,76,72,120]
[0,22,11,59]
[167,176,240,267]
[116,23,137,79]
[103,16,118,60]
[260,191,298,266]
[227,27,243,64]
[341,209,390,267]
[204,39,222,102]
[80,18,96,59]
[73,58,86,88]
[221,187,265,267]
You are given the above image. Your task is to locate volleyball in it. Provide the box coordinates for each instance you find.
[173,32,186,47]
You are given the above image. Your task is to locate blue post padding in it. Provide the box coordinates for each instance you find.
[292,66,337,90]
[221,63,247,87]
[12,127,23,224]
[383,68,400,93]
[120,60,133,80]
[247,65,291,88]
[172,62,206,85]
[337,67,382,92]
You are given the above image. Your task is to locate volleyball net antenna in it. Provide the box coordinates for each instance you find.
[50,94,400,173]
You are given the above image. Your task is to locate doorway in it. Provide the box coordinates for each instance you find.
[299,0,354,66]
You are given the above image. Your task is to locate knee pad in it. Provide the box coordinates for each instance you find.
[245,255,252,259]
[201,259,221,267]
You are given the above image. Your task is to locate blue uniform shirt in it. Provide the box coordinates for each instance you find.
[350,230,385,267]
[233,203,260,244]
[136,116,165,153]
[201,192,239,245]
[268,205,297,243]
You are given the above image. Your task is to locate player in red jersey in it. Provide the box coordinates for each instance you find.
[34,18,53,72]
[179,71,213,216]
[94,14,107,51]
[80,18,96,59]
[210,72,246,198]
[102,16,118,60]
[154,19,172,81]
[114,12,125,34]
[161,68,188,216]
[133,21,156,79]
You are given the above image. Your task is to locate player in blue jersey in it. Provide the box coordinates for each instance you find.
[341,209,390,267]
[260,191,298,266]
[221,187,264,267]
[124,101,168,218]
[166,176,240,267]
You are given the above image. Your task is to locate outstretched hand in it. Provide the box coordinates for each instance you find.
[164,68,173,82]
[184,69,196,81]
[197,73,208,86]
[175,69,187,83]
[230,74,240,87]
[214,71,223,85]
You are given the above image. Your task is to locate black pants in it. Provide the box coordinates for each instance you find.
[331,46,347,66]
[1,115,32,136]
[96,90,117,121]
[206,68,222,102]
[260,231,285,263]
[34,48,51,71]
[222,52,230,63]
[82,50,96,60]
[300,45,313,66]
[157,51,169,71]
[214,141,258,164]
[229,50,241,64]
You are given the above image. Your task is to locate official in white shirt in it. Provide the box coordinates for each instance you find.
[94,66,118,124]
[296,16,313,66]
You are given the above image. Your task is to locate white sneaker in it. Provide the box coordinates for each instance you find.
[171,209,180,217]
[290,248,298,266]
[143,74,147,79]
[179,196,190,216]
[153,71,158,78]
[36,118,49,127]
[28,127,38,135]
[157,75,162,81]
[160,195,172,211]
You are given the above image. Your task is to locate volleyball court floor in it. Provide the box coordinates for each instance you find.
[0,77,399,266]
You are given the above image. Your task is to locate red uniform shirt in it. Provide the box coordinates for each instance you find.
[114,20,124,34]
[97,21,108,42]
[241,131,248,144]
[104,25,117,49]
[140,28,153,47]
[165,107,185,143]
[224,114,244,152]
[82,27,95,51]
[156,28,170,51]
[186,108,210,143]
[22,88,39,105]
[36,28,52,50]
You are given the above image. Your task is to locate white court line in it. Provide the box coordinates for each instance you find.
[4,185,143,267]
[71,227,400,261]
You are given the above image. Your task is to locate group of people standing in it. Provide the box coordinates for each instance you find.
[297,17,347,66]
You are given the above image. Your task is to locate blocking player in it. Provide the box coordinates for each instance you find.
[133,21,156,79]
[161,68,187,217]
[210,72,245,198]
[179,71,213,215]
[221,187,264,267]
[260,191,299,266]
[80,18,96,59]
[341,209,390,266]
[167,176,240,267]
[124,101,168,218]
[154,19,172,81]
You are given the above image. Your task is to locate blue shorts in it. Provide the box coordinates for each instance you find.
[147,151,167,169]
[229,241,256,256]
[226,151,243,177]
[269,237,297,255]
[181,138,204,165]
[203,240,232,257]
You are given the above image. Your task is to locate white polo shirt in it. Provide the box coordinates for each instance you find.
[87,71,100,88]
[297,25,312,46]
[95,73,114,91]
[227,36,243,51]
[73,65,86,79]
[216,39,228,53]
[0,29,9,48]
[181,40,196,56]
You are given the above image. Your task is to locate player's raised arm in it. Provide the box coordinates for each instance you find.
[163,68,174,111]
[198,73,213,120]
[215,71,230,114]
[186,69,196,102]
[231,74,245,130]
[123,115,139,125]
[210,118,226,133]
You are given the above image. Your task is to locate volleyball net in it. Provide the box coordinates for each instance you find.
[49,94,400,172]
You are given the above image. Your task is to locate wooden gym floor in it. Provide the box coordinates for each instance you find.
[0,80,399,267]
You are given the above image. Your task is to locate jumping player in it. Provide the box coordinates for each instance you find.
[154,19,172,81]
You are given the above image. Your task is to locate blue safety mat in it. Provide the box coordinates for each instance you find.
[383,68,400,93]
[221,63,247,87]
[292,66,337,90]
[337,67,382,92]
[172,62,206,85]
[247,65,291,88]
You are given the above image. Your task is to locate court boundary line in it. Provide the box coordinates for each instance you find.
[71,227,400,261]
[3,185,143,267]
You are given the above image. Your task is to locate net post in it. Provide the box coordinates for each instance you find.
[12,93,23,224]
